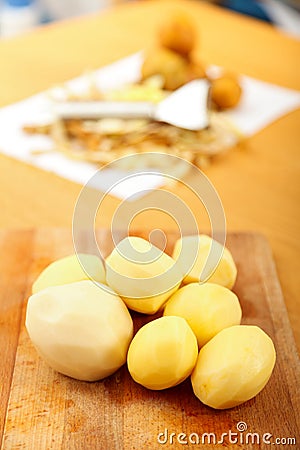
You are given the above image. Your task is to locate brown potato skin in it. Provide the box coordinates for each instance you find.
[210,75,242,109]
[187,60,207,81]
[159,13,196,57]
[141,47,190,91]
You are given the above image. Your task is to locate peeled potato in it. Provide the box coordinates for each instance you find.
[164,283,242,347]
[127,316,198,390]
[191,325,276,409]
[159,13,196,56]
[210,74,242,109]
[105,236,183,314]
[172,234,237,289]
[26,280,133,381]
[32,253,105,294]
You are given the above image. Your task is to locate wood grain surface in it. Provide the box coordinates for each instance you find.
[0,0,299,355]
[0,229,299,450]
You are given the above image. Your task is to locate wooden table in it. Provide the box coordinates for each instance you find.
[0,0,299,360]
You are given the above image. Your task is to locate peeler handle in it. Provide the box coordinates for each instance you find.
[53,101,156,120]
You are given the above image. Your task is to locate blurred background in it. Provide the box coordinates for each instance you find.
[0,0,299,39]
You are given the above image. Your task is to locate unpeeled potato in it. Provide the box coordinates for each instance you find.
[159,12,196,57]
[141,47,190,91]
[127,316,198,390]
[210,74,242,109]
[164,283,242,347]
[191,325,276,409]
[172,234,237,289]
[105,236,183,314]
[187,60,207,81]
[26,280,133,381]
[32,253,105,294]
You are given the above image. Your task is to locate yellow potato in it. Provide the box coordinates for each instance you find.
[172,234,237,289]
[164,283,241,347]
[32,253,106,294]
[127,316,198,390]
[105,237,183,314]
[191,325,276,409]
[26,280,133,381]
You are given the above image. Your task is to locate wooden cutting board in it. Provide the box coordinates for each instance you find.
[0,229,299,450]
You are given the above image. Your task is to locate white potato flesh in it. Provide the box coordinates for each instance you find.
[32,253,106,294]
[26,280,133,381]
[172,234,237,289]
[127,316,198,390]
[191,325,276,409]
[164,283,242,347]
[105,237,183,314]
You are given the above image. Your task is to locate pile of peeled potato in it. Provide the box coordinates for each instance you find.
[26,234,276,410]
[141,12,242,110]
